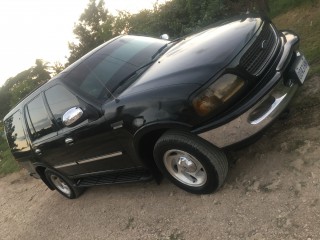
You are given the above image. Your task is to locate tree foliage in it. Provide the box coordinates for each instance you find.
[67,0,114,64]
[51,62,65,76]
[66,0,268,64]
[0,87,11,120]
[0,59,51,119]
[8,59,51,107]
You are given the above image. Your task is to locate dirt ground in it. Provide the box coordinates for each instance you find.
[1,76,320,240]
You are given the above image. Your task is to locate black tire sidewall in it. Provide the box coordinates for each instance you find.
[154,138,220,194]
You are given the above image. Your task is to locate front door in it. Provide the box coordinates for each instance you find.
[24,93,87,176]
[43,84,136,176]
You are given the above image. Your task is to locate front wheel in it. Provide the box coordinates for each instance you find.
[153,130,228,194]
[45,169,84,199]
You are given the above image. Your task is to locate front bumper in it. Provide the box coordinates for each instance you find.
[198,77,298,148]
[197,32,307,148]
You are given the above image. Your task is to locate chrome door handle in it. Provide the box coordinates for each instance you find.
[65,137,74,145]
[35,149,42,156]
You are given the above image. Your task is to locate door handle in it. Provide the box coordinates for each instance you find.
[35,149,42,156]
[65,137,74,145]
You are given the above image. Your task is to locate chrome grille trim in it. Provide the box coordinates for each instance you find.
[240,23,278,76]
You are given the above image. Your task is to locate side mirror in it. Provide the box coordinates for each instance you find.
[160,34,169,40]
[62,107,84,127]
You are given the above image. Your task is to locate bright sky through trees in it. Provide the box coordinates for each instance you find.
[0,0,165,86]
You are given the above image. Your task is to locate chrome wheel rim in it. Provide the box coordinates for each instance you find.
[50,175,72,197]
[163,149,207,187]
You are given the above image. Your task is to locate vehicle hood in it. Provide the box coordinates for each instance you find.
[122,16,262,96]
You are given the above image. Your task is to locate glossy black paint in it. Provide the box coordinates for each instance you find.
[3,15,300,188]
[123,17,262,95]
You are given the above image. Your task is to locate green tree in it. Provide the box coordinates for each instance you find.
[0,87,11,120]
[126,0,190,38]
[127,9,158,36]
[51,62,65,76]
[30,59,51,85]
[67,0,114,64]
[126,0,225,38]
[7,59,51,107]
[153,0,190,37]
[113,11,131,35]
[7,69,33,107]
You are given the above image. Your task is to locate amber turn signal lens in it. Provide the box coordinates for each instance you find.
[193,74,245,116]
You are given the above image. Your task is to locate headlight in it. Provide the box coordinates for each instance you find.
[192,74,245,116]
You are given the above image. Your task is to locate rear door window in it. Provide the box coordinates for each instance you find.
[25,94,55,140]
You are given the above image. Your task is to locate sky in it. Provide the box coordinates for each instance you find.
[0,0,166,86]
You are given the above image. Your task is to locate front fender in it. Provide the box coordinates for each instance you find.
[132,121,192,183]
[133,121,192,149]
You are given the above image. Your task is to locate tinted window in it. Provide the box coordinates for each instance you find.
[26,95,54,140]
[4,111,28,153]
[45,85,80,122]
[64,36,166,100]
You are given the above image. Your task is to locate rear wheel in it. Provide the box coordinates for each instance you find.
[154,130,228,194]
[45,169,83,199]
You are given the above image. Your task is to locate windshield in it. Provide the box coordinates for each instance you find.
[63,36,167,101]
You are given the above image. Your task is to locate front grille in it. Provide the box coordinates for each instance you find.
[240,23,278,76]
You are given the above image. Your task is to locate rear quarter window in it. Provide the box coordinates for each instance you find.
[4,110,29,154]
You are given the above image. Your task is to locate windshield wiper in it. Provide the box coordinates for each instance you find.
[151,43,169,60]
[151,37,184,60]
[112,37,184,97]
[111,60,156,94]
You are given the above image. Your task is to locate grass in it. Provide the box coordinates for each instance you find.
[272,0,320,76]
[125,217,134,229]
[0,136,20,177]
[269,0,318,18]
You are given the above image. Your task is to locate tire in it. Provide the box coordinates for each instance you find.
[45,169,84,199]
[153,130,228,194]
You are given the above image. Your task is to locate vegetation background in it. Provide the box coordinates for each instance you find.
[0,0,319,176]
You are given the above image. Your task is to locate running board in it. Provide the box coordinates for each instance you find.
[75,169,153,187]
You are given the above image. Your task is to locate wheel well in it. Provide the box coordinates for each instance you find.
[138,129,166,160]
[137,129,168,182]
[35,166,55,190]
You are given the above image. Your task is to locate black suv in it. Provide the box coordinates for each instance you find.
[3,15,309,199]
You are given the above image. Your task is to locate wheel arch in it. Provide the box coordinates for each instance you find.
[34,164,55,190]
[153,130,228,194]
[133,122,192,182]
